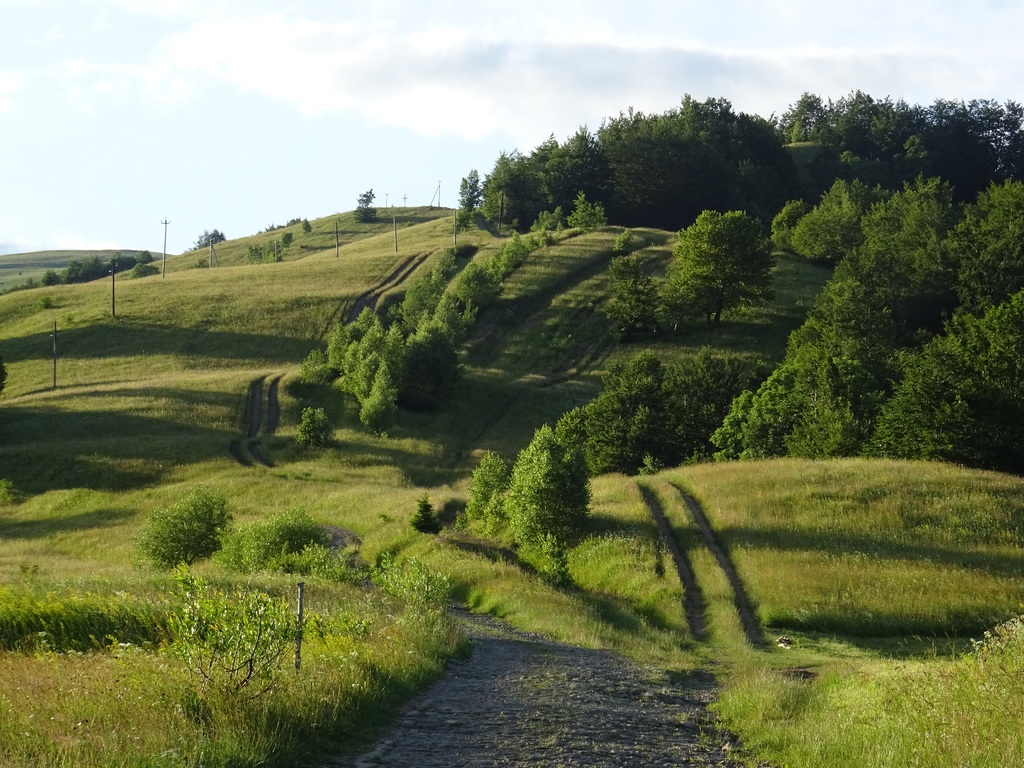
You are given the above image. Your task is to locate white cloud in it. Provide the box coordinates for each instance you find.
[142,13,1010,147]
[34,4,1024,146]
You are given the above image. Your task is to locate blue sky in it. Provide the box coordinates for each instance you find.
[1,0,1021,255]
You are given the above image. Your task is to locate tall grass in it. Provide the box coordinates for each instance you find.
[668,458,1024,637]
[716,616,1024,767]
[0,576,460,768]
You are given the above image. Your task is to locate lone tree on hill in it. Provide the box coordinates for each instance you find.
[193,229,226,250]
[661,210,773,327]
[355,189,378,223]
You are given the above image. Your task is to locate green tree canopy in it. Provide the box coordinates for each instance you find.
[581,351,672,475]
[355,189,377,223]
[458,170,483,211]
[871,290,1024,474]
[661,209,773,327]
[950,179,1024,315]
[604,253,659,339]
[505,424,590,548]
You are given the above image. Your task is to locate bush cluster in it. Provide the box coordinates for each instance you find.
[135,485,231,569]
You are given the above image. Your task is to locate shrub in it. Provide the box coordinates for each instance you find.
[130,262,159,279]
[275,543,365,582]
[0,478,16,505]
[371,553,449,609]
[613,227,637,255]
[506,424,590,549]
[411,494,442,534]
[297,406,332,447]
[218,508,330,573]
[135,486,231,569]
[169,568,295,698]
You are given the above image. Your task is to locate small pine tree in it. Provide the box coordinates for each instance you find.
[411,494,442,534]
[566,192,607,233]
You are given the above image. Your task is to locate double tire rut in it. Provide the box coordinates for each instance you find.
[229,374,282,467]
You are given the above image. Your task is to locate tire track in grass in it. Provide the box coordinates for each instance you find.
[344,251,431,324]
[637,481,708,641]
[668,482,764,646]
[230,374,281,467]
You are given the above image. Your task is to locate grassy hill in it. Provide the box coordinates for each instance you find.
[1,209,1022,767]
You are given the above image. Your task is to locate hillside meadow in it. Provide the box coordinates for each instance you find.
[1,211,1022,766]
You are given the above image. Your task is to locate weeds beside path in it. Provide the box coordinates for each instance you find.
[335,607,741,768]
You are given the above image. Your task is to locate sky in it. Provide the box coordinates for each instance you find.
[1,0,1022,256]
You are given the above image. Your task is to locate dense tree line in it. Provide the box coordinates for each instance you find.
[41,252,152,286]
[779,91,1024,203]
[715,177,1024,475]
[472,92,1024,238]
[474,96,799,234]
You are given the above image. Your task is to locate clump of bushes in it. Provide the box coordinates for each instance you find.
[135,485,231,569]
[218,508,361,582]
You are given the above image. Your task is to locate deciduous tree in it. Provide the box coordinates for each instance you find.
[355,189,377,223]
[662,210,773,327]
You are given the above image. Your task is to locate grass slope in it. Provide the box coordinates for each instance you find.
[2,209,1021,767]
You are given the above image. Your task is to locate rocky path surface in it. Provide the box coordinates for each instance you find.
[333,609,741,768]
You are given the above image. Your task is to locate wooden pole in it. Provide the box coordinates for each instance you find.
[51,321,57,390]
[161,218,169,278]
[110,257,116,318]
[335,220,340,258]
[295,582,305,671]
[453,206,457,246]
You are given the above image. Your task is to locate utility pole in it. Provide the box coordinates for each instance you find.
[402,194,407,207]
[385,192,389,207]
[453,206,457,246]
[437,180,441,209]
[51,321,57,390]
[335,220,340,258]
[110,256,117,318]
[161,218,170,278]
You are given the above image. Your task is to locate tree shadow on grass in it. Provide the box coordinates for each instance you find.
[0,405,235,494]
[2,320,308,366]
[0,507,135,541]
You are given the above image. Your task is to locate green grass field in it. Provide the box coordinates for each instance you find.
[1,209,1022,767]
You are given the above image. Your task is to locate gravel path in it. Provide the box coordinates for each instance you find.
[334,609,741,768]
